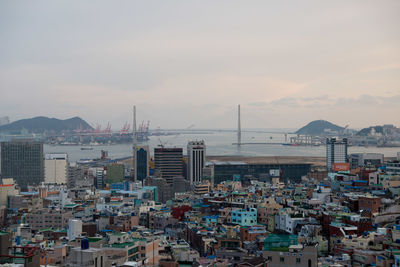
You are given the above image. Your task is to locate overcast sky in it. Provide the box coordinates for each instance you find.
[1,1,399,130]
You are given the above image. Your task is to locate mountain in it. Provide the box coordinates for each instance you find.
[357,126,384,136]
[0,116,93,133]
[295,120,344,135]
[356,124,398,136]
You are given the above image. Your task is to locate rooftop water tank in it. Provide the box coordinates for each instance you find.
[81,238,89,250]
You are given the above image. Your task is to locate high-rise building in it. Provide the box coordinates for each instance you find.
[136,145,150,181]
[44,153,68,184]
[326,138,348,171]
[187,140,206,184]
[96,169,104,189]
[67,165,85,188]
[154,147,183,184]
[1,140,44,189]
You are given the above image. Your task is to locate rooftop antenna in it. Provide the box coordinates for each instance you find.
[133,105,137,182]
[237,104,241,146]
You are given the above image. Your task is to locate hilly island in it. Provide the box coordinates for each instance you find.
[0,116,93,133]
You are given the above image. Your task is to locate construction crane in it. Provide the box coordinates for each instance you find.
[137,120,150,141]
[158,138,167,148]
[93,124,102,136]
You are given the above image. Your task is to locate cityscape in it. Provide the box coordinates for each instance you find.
[1,1,400,267]
[1,106,400,267]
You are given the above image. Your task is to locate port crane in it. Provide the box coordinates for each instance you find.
[103,122,112,137]
[119,122,131,135]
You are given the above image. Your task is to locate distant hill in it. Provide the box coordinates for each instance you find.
[356,125,398,136]
[295,120,344,135]
[357,126,384,136]
[0,116,93,133]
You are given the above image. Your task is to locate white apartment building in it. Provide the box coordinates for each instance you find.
[45,153,68,184]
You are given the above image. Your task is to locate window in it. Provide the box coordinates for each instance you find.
[280,257,284,263]
[267,256,272,261]
[296,258,301,263]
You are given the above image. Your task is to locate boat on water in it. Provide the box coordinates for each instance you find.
[282,143,299,146]
[80,147,94,151]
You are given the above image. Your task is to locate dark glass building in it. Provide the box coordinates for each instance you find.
[136,146,149,181]
[154,147,183,184]
[1,140,44,189]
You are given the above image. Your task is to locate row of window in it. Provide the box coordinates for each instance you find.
[266,256,311,266]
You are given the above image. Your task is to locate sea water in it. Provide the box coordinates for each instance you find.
[44,130,400,163]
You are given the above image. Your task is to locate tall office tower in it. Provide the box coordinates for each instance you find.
[1,140,44,189]
[96,169,104,189]
[136,145,150,182]
[154,147,183,184]
[187,140,206,184]
[44,153,68,184]
[326,138,348,172]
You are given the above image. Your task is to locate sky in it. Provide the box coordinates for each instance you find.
[1,1,399,130]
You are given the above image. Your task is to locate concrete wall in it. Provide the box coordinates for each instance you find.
[45,158,68,184]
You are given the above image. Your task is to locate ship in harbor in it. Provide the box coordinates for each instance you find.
[282,143,300,147]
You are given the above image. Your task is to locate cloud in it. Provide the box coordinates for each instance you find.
[0,1,399,128]
[261,94,400,109]
[269,97,299,107]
